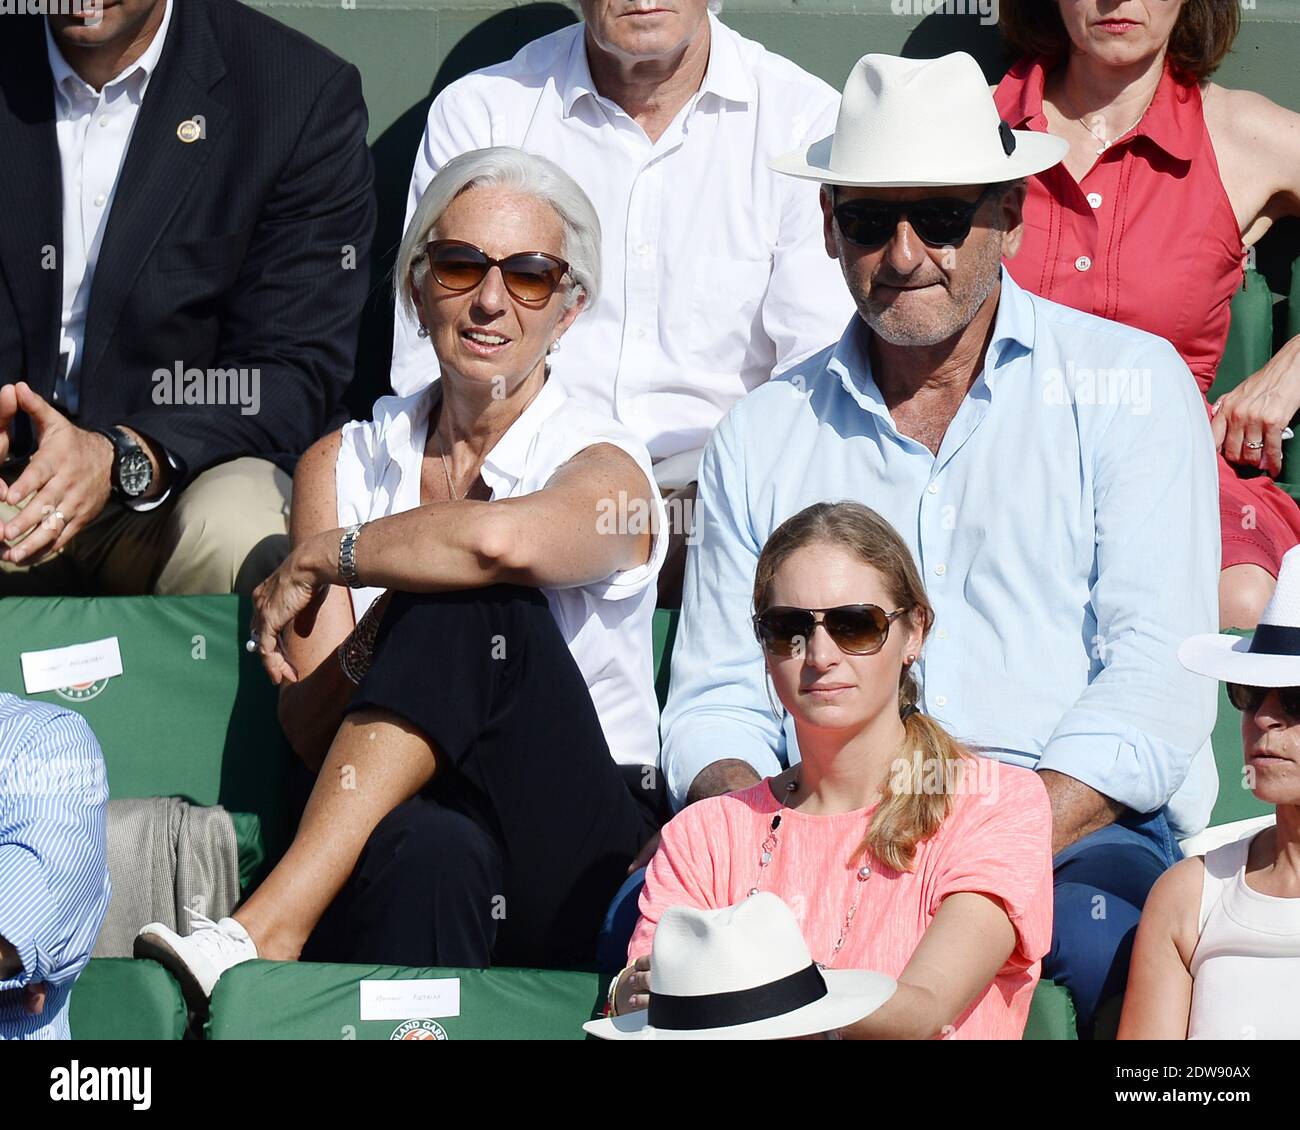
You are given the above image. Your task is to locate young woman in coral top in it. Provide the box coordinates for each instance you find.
[610,502,1055,1039]
[995,0,1300,629]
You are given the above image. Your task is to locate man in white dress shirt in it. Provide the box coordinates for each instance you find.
[391,2,854,594]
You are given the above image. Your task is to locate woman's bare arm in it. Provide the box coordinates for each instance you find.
[1204,85,1300,242]
[347,442,654,593]
[275,429,361,767]
[1117,856,1202,1040]
[836,891,1017,1040]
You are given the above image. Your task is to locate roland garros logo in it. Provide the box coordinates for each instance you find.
[390,1019,448,1041]
[54,679,110,703]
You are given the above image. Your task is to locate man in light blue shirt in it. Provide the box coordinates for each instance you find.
[657,53,1220,1036]
[0,694,110,1039]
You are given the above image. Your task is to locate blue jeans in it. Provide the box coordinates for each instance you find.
[1042,807,1181,1037]
[597,808,1182,1036]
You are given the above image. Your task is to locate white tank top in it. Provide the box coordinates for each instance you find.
[1187,830,1300,1040]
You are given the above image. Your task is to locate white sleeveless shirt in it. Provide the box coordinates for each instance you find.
[1187,829,1300,1040]
[335,378,669,768]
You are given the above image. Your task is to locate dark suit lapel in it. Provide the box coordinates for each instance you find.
[0,17,63,399]
[80,0,228,390]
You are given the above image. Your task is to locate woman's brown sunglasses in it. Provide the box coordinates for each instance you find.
[424,239,570,303]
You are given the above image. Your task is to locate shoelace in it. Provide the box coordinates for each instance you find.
[182,906,251,958]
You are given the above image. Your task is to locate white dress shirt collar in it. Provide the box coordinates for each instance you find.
[44,0,174,105]
[478,376,567,494]
[561,11,756,119]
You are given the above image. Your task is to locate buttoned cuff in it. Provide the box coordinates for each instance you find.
[1037,719,1180,817]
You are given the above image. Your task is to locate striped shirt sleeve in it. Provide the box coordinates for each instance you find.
[0,696,110,997]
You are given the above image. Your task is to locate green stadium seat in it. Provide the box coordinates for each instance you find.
[1023,979,1078,1041]
[0,594,294,876]
[70,958,187,1040]
[206,961,605,1040]
[1212,269,1276,403]
[652,606,679,709]
[204,959,1074,1040]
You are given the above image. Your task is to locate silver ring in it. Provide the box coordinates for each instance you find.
[53,509,66,524]
[1244,441,1265,450]
[245,637,259,654]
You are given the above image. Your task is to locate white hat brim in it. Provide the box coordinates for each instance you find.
[1177,633,1300,687]
[769,130,1068,188]
[582,969,897,1041]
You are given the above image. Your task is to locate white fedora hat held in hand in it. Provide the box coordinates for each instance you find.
[584,892,896,1041]
[771,52,1068,188]
[1180,545,1300,687]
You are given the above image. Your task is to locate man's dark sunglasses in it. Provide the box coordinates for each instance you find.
[833,185,1002,250]
[424,239,570,303]
[752,604,910,658]
[1227,683,1300,718]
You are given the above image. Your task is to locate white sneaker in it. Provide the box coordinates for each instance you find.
[134,910,258,1011]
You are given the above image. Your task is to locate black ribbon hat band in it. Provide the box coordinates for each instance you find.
[647,962,828,1031]
[1248,623,1300,657]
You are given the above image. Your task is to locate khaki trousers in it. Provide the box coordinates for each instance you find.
[0,457,292,597]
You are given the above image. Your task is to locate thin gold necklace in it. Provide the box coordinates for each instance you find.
[1064,83,1158,156]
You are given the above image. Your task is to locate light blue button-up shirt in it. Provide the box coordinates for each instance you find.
[662,269,1220,837]
[0,694,110,1040]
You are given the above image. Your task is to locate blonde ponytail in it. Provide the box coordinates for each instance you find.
[861,665,971,873]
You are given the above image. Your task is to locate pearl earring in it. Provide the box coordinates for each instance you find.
[547,339,561,355]
[417,325,430,339]
[905,654,916,664]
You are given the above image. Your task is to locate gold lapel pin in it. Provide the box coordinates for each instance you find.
[176,118,202,143]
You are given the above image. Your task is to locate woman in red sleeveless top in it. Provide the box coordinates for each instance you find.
[994,1,1300,629]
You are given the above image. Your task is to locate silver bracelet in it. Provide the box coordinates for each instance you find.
[338,523,364,588]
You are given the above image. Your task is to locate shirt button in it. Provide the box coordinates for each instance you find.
[93,193,107,207]
[926,482,938,495]
[936,628,948,640]
[935,695,948,708]
[636,243,651,257]
[633,327,646,340]
[1075,255,1092,272]
[99,115,110,128]
[933,563,946,577]
[1086,192,1103,209]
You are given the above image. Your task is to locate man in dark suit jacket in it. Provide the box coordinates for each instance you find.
[0,0,375,595]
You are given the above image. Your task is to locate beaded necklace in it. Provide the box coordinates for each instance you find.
[749,777,874,965]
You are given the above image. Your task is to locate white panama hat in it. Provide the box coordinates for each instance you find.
[1179,545,1300,686]
[770,51,1068,188]
[583,892,896,1041]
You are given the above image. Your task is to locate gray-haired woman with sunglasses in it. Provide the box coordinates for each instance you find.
[133,147,668,999]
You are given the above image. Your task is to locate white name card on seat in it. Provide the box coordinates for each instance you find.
[359,978,461,1022]
[20,637,123,696]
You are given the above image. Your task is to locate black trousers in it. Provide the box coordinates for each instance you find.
[300,586,659,970]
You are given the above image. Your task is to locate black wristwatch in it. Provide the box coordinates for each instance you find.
[93,426,154,501]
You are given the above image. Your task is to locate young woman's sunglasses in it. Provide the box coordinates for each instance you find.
[424,239,570,303]
[1227,683,1300,718]
[752,604,910,658]
[832,185,1001,250]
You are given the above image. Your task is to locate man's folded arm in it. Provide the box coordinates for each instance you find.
[0,710,109,993]
[118,62,377,486]
[660,407,786,810]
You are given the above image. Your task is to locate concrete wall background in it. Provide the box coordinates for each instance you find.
[243,1,1300,408]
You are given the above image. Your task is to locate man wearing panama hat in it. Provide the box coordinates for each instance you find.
[660,51,1222,1036]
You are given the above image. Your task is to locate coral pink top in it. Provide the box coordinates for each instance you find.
[630,759,1054,1039]
[996,57,1300,575]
